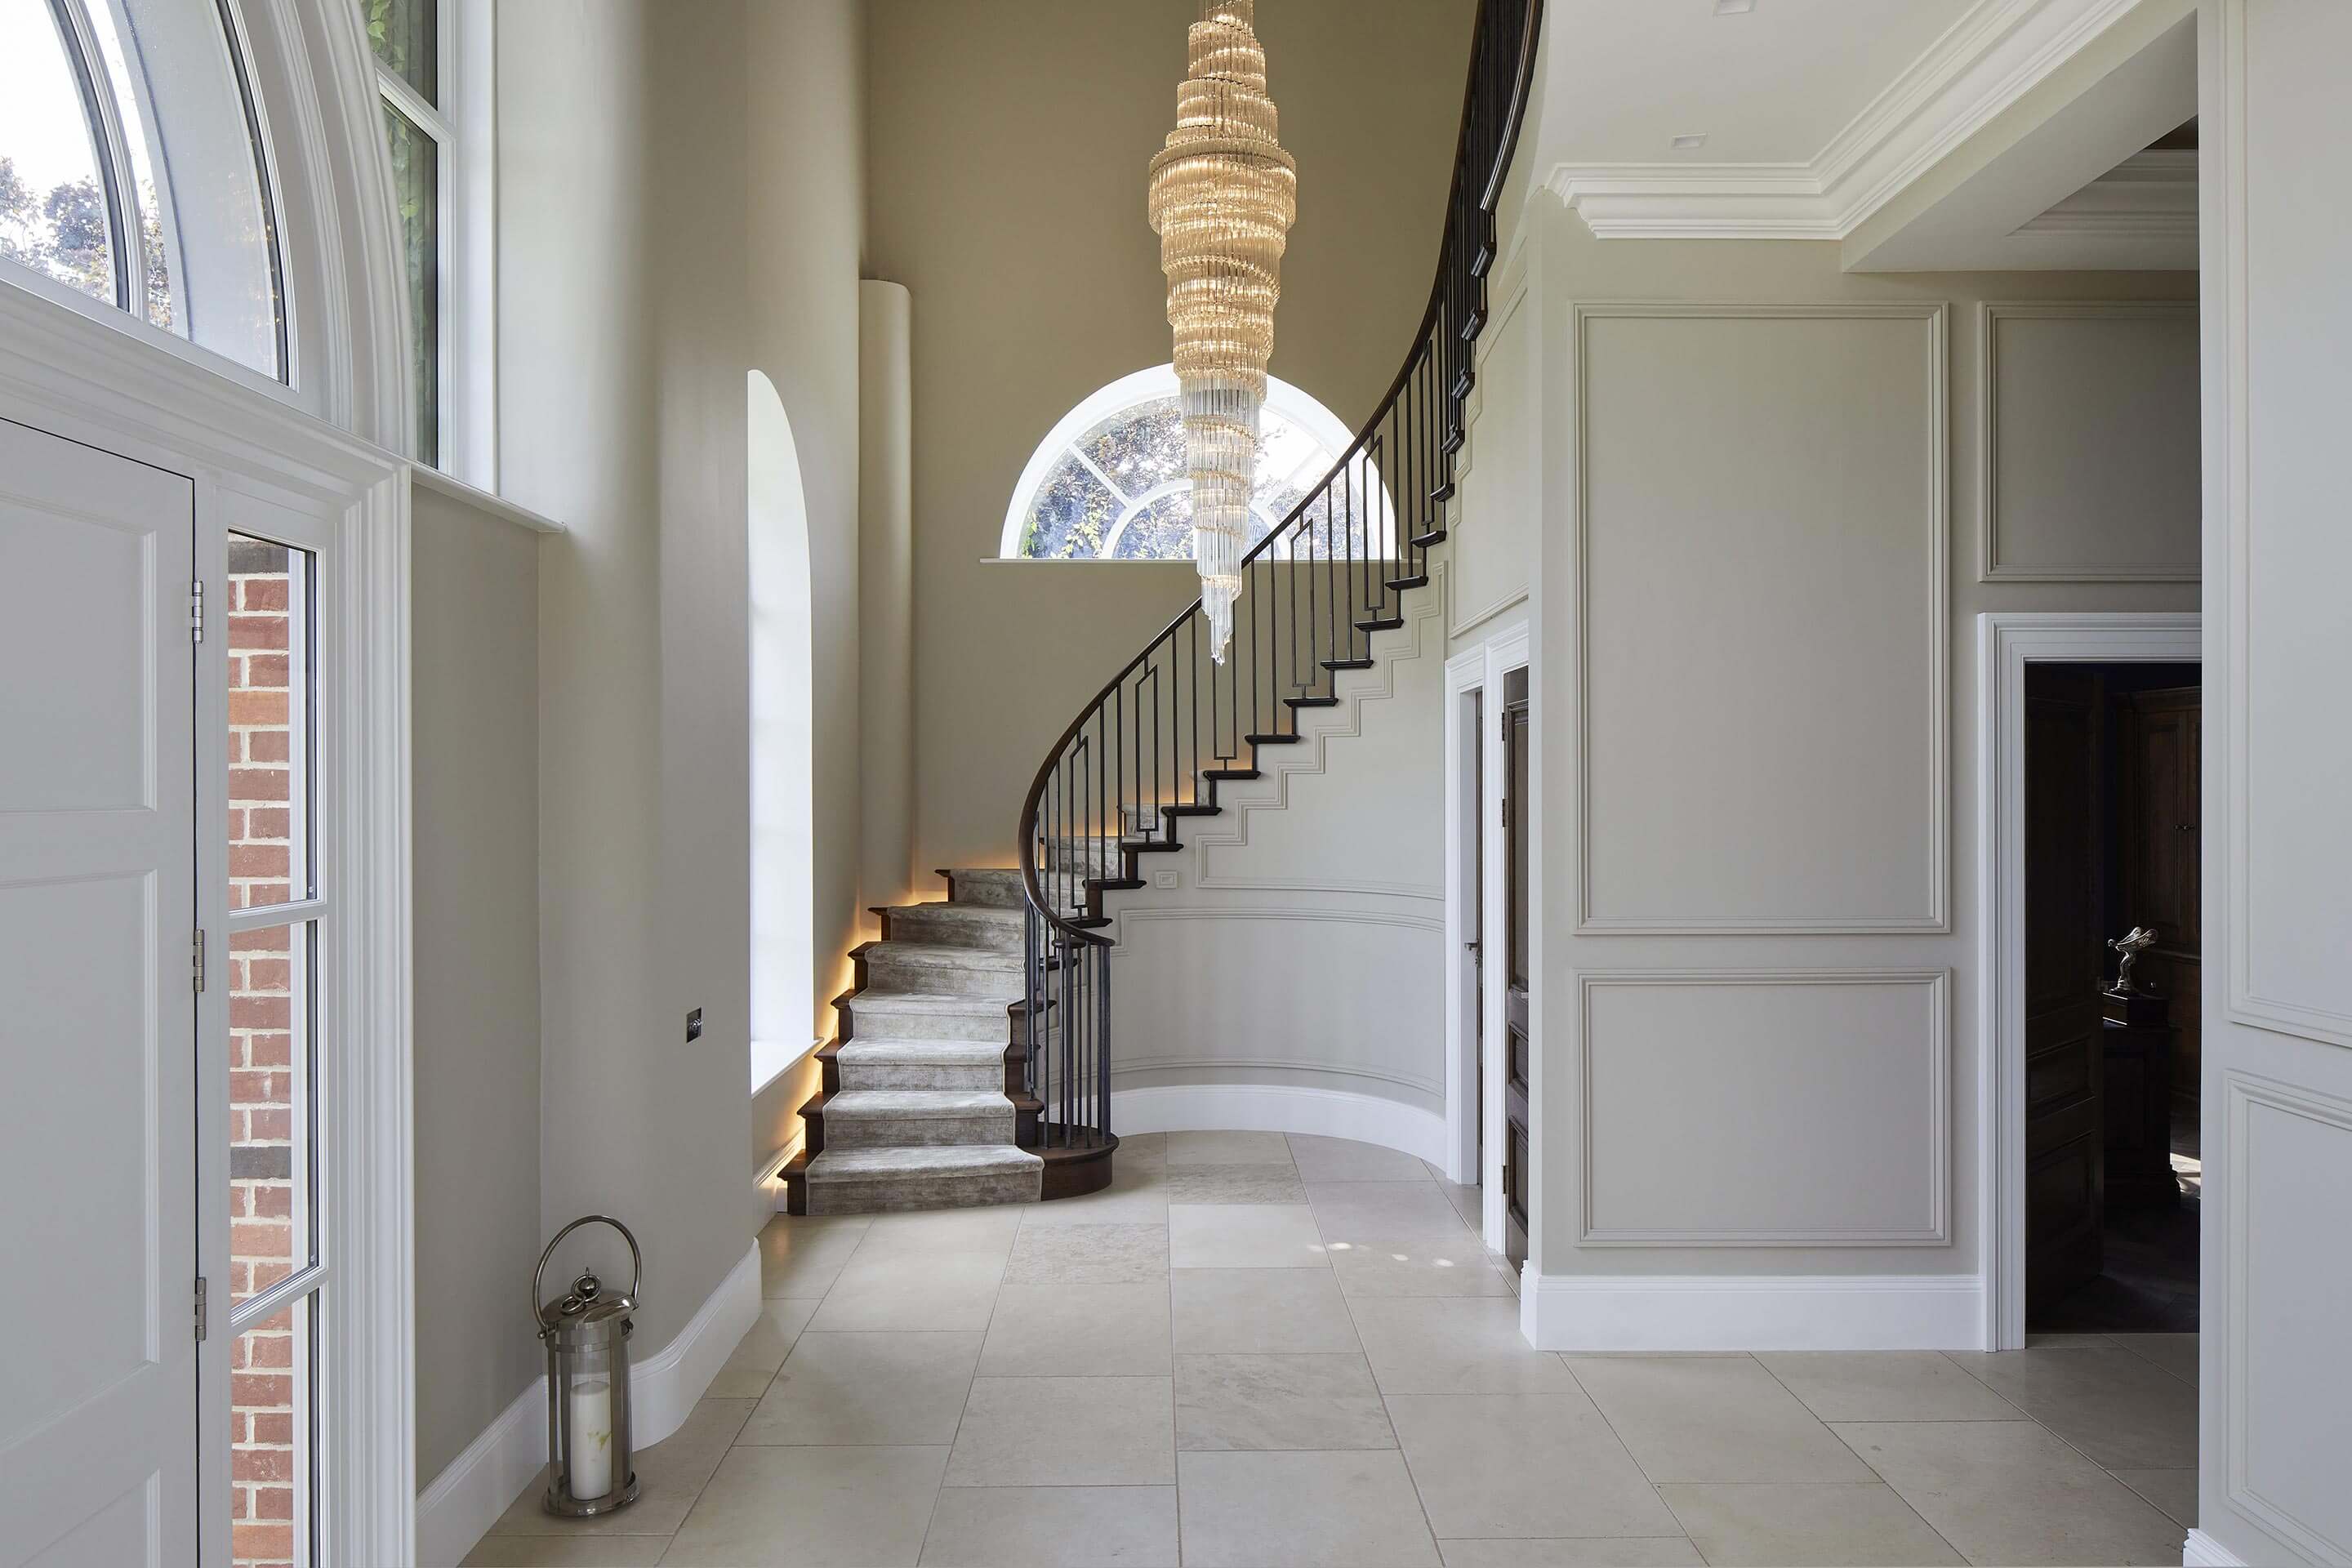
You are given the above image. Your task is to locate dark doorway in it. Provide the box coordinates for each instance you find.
[2023,662,2202,1334]
[1500,667,1530,1272]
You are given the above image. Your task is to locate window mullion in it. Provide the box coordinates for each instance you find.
[375,66,450,142]
[45,0,136,312]
[226,1260,325,1338]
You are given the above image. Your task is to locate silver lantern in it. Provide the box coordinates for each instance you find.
[532,1214,642,1516]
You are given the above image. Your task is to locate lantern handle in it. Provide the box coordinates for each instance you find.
[532,1214,644,1333]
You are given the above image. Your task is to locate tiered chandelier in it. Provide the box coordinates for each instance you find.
[1147,0,1297,663]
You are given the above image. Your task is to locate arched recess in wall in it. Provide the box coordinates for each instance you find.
[749,370,817,1090]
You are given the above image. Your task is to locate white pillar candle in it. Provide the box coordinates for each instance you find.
[568,1375,613,1499]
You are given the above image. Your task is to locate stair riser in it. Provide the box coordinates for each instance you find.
[842,1004,1010,1044]
[837,1060,1004,1093]
[862,951,1024,997]
[822,1111,1013,1149]
[880,906,1025,952]
[808,1166,1040,1214]
[947,870,1026,908]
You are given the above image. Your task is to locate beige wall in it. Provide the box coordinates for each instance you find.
[866,0,1474,875]
[496,0,865,1356]
[408,486,543,1481]
[1472,195,2200,1288]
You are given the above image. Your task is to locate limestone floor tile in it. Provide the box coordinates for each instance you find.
[1012,1176,1171,1228]
[979,1282,1173,1376]
[806,1249,1005,1332]
[1434,1178,1486,1232]
[1165,1129,1294,1165]
[1437,1541,1702,1567]
[2023,1331,2117,1349]
[1943,1346,2198,1469]
[1002,1221,1168,1285]
[459,1535,672,1567]
[1350,1297,1582,1395]
[918,1485,1179,1567]
[1563,1356,1877,1484]
[2114,1468,2198,1528]
[1168,1202,1327,1268]
[659,1443,947,1567]
[1171,1267,1363,1353]
[944,1376,1175,1486]
[1755,1351,2022,1423]
[1386,1393,1679,1540]
[758,1216,870,1298]
[1176,1353,1395,1450]
[1176,1449,1441,1567]
[485,1399,752,1540]
[1157,1162,1308,1203]
[2113,1331,2198,1384]
[1333,1249,1515,1298]
[1831,1421,2188,1566]
[1112,1131,1168,1170]
[1307,1179,1473,1238]
[1289,1134,1435,1183]
[736,1330,982,1446]
[1655,1481,1963,1566]
[851,1204,1024,1258]
[704,1297,820,1397]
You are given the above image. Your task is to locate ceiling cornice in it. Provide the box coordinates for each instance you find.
[2011,148,2195,239]
[1544,0,2149,241]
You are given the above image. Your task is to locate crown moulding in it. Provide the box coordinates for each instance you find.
[1544,0,2150,242]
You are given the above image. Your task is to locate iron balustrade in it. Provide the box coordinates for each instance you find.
[1013,0,1544,1159]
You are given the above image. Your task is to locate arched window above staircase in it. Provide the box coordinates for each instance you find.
[1002,363,1389,561]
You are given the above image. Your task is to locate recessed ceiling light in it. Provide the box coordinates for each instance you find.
[1714,0,1757,14]
[1671,133,1708,151]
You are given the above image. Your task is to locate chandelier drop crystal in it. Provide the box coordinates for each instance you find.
[1147,0,1297,663]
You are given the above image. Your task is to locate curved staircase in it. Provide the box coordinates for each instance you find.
[786,0,1543,1214]
[782,870,1115,1214]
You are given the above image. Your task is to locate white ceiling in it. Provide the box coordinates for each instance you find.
[1526,0,2201,268]
[1537,0,1977,167]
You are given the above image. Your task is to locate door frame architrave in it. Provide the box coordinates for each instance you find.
[1977,611,2200,1351]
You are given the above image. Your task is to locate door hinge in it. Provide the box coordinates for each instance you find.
[193,928,207,993]
[193,1276,207,1342]
[189,579,204,643]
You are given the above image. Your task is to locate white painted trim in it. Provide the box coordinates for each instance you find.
[1111,1085,1447,1168]
[413,1241,761,1568]
[407,464,564,535]
[1572,302,1950,935]
[1976,612,2201,1349]
[413,1382,541,1568]
[1577,969,1953,1247]
[1521,1272,1987,1352]
[1444,645,1488,1191]
[2181,1529,2249,1568]
[1978,301,2201,581]
[1544,0,2158,241]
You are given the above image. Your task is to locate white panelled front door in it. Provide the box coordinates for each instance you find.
[0,418,198,1564]
[2197,5,2352,1564]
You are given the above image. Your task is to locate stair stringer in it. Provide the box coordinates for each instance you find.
[1163,558,1448,908]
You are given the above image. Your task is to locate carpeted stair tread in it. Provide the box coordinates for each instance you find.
[807,1144,1042,1178]
[835,1038,1008,1067]
[822,1088,1013,1120]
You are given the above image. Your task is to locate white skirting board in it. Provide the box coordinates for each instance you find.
[413,1241,761,1568]
[1110,1084,1447,1166]
[2180,1529,2247,1567]
[1521,1272,1988,1352]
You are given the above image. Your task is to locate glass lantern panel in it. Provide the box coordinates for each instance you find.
[226,920,316,1305]
[229,1293,315,1568]
[0,0,118,305]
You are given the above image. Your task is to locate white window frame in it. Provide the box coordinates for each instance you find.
[998,363,1373,561]
[369,0,495,487]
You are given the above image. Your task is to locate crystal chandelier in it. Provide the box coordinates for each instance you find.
[1147,0,1297,663]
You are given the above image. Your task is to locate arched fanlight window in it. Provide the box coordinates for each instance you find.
[1003,364,1395,561]
[1,0,287,380]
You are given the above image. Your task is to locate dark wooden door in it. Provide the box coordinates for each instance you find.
[1501,668,1530,1272]
[2025,667,2105,1312]
[2123,685,2202,1101]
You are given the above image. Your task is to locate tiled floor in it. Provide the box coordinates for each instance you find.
[466,1134,2198,1567]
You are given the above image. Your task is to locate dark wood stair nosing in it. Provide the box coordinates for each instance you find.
[1410,529,1448,549]
[1354,616,1405,633]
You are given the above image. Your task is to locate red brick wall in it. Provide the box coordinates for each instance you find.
[227,540,301,1568]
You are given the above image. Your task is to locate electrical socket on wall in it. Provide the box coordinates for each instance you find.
[1154,870,1181,889]
[686,1007,703,1043]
